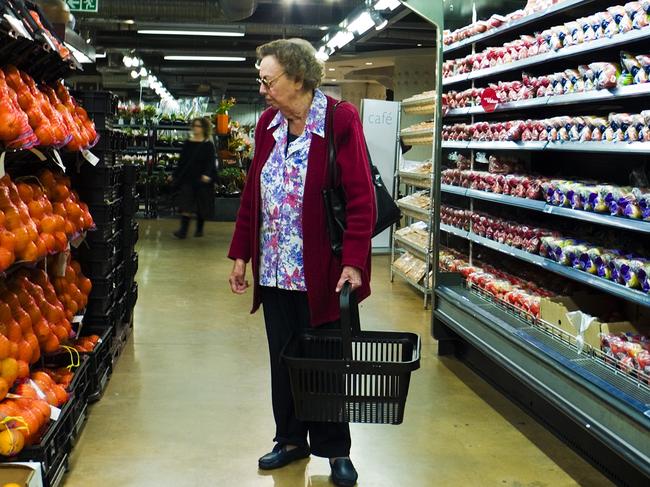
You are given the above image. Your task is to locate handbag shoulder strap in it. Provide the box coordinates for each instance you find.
[327,100,344,190]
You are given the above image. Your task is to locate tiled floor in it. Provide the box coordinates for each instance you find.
[64,219,612,486]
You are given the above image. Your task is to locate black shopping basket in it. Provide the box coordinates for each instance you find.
[281,282,421,425]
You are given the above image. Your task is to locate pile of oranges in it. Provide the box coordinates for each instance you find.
[0,65,97,151]
[0,170,94,271]
[0,259,92,456]
[72,334,100,353]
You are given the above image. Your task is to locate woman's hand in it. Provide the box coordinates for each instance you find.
[200,175,212,183]
[229,259,250,294]
[336,266,362,293]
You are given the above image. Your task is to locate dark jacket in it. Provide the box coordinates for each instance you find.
[174,140,217,187]
[228,97,375,327]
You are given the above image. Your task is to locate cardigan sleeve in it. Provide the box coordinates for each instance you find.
[334,103,375,271]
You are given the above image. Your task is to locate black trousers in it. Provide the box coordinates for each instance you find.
[261,286,351,458]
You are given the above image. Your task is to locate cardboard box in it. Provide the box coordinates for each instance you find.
[0,464,40,487]
[540,292,650,350]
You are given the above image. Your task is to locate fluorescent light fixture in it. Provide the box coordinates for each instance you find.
[327,30,354,49]
[347,11,374,35]
[319,25,328,31]
[365,62,373,65]
[95,52,107,59]
[417,43,423,47]
[124,19,135,25]
[164,55,246,61]
[328,68,336,71]
[371,11,388,30]
[138,29,244,37]
[315,48,329,62]
[374,0,401,11]
[331,79,337,82]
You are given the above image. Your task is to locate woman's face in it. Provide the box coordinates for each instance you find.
[258,55,303,110]
[192,121,205,139]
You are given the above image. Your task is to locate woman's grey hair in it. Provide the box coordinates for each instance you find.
[256,38,324,92]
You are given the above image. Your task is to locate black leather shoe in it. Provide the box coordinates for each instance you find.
[173,231,187,239]
[330,458,358,486]
[258,444,310,470]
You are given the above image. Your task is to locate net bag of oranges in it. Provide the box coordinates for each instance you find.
[281,282,421,425]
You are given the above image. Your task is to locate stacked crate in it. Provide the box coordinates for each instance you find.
[70,90,131,398]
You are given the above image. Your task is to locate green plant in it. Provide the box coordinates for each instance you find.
[216,97,236,114]
[216,167,246,194]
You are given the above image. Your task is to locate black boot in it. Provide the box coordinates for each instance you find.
[173,216,190,239]
[194,218,205,237]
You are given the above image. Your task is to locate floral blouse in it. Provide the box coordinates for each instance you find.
[259,89,327,291]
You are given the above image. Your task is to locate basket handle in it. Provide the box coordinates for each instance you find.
[339,281,361,360]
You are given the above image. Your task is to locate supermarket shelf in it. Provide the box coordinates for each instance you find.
[442,0,598,55]
[394,234,430,259]
[402,95,437,108]
[444,83,650,118]
[441,140,650,153]
[400,127,435,138]
[399,171,433,189]
[434,274,650,483]
[397,201,431,222]
[447,228,650,307]
[391,266,431,294]
[443,27,650,87]
[153,146,183,153]
[155,125,191,130]
[439,223,469,239]
[440,185,650,234]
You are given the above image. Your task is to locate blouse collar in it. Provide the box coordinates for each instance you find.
[268,89,327,141]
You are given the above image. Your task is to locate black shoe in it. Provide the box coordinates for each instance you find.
[258,444,310,470]
[330,458,358,487]
[173,230,187,239]
[195,218,204,237]
[174,216,190,239]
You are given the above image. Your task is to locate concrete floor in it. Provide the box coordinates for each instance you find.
[64,219,613,487]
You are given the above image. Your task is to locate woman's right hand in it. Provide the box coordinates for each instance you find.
[229,259,250,294]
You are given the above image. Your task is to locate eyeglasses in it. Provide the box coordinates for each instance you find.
[256,72,286,89]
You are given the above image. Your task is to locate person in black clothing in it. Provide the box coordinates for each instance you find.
[172,117,217,238]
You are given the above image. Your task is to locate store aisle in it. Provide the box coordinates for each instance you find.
[64,219,612,487]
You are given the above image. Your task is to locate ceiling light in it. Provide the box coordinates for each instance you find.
[327,30,354,49]
[139,67,148,77]
[95,52,107,59]
[65,43,92,64]
[365,62,373,65]
[331,79,337,82]
[371,11,388,30]
[417,43,423,47]
[123,19,135,25]
[328,68,336,71]
[164,55,246,62]
[138,29,244,37]
[319,25,328,31]
[315,48,329,62]
[374,0,401,11]
[123,55,133,67]
[347,11,374,35]
[130,70,139,79]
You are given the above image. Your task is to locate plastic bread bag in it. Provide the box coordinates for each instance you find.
[631,0,650,29]
[619,52,646,86]
[608,6,634,35]
[608,186,635,215]
[566,311,599,353]
[564,243,591,268]
[577,183,597,211]
[636,54,650,81]
[590,116,608,141]
[567,182,587,209]
[594,250,622,280]
[637,260,650,293]
[552,72,566,96]
[550,25,569,50]
[579,17,596,42]
[640,110,650,141]
[639,190,650,221]
[580,64,596,91]
[569,116,585,141]
[625,2,646,28]
[603,113,617,142]
[521,35,539,57]
[565,69,583,93]
[616,257,648,289]
[590,62,621,89]
[592,12,608,39]
[591,184,617,212]
[624,113,644,141]
[552,239,580,265]
[578,116,594,141]
[579,247,607,274]
[614,112,634,141]
[565,20,583,46]
[557,116,573,141]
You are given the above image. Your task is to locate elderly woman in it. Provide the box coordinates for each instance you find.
[228,39,374,486]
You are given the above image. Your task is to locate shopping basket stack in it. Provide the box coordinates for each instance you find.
[282,283,421,425]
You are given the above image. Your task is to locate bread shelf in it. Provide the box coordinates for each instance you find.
[441,141,650,153]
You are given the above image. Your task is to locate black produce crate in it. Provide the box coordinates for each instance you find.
[80,254,117,279]
[92,128,128,152]
[88,199,122,226]
[73,163,122,190]
[121,221,139,250]
[123,251,139,281]
[86,291,115,316]
[77,185,120,206]
[78,230,122,262]
[123,191,138,216]
[124,282,138,322]
[79,325,113,403]
[85,220,118,244]
[67,359,91,444]
[84,303,119,331]
[123,164,141,186]
[16,396,76,487]
[72,90,118,116]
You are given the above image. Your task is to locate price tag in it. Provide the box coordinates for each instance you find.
[72,314,84,324]
[30,148,47,161]
[52,149,66,172]
[50,406,61,421]
[0,152,5,178]
[53,250,69,277]
[543,206,553,214]
[3,14,32,40]
[82,150,100,166]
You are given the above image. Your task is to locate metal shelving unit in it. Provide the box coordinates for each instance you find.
[407,0,650,482]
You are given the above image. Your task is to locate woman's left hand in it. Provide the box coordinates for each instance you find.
[336,266,362,293]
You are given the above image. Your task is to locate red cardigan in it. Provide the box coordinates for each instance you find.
[228,96,375,326]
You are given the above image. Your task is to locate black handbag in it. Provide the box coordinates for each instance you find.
[323,101,401,256]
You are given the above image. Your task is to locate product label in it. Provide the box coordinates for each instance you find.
[50,406,61,421]
[82,150,100,166]
[52,149,66,172]
[480,88,499,113]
